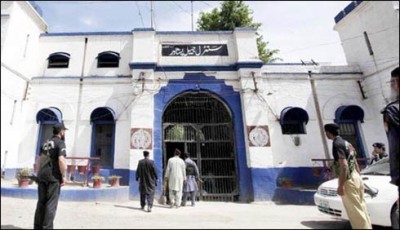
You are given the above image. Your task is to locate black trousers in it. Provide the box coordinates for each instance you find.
[140,191,155,208]
[34,181,61,229]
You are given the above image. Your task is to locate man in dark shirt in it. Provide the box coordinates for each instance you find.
[381,66,399,229]
[34,123,68,229]
[324,123,372,229]
[136,150,158,212]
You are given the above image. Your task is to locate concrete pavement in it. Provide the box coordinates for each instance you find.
[1,196,351,229]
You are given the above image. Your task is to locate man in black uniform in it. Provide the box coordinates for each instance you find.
[381,66,399,229]
[34,123,68,229]
[136,150,158,212]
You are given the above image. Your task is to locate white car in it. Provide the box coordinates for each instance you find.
[314,158,398,227]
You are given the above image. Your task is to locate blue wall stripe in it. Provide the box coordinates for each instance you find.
[129,62,264,71]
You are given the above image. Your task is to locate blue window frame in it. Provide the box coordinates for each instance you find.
[334,105,366,166]
[90,107,116,169]
[280,107,309,134]
[35,107,63,155]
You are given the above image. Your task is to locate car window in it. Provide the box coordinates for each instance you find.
[361,157,390,175]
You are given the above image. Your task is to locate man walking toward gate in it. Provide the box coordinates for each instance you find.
[164,148,186,208]
[136,151,158,213]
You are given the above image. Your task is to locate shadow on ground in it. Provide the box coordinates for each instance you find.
[1,225,23,229]
[113,204,142,211]
[301,220,350,229]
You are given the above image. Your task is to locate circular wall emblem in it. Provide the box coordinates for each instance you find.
[131,129,152,149]
[249,127,269,147]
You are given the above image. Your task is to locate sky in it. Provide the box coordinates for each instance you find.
[34,1,352,64]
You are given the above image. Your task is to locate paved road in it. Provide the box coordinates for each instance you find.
[1,196,354,229]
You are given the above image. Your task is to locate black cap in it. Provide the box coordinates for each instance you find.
[324,123,339,133]
[53,123,68,133]
[372,142,385,148]
[391,67,399,79]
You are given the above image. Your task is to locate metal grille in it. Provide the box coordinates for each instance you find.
[318,187,337,196]
[163,92,238,201]
[318,206,342,217]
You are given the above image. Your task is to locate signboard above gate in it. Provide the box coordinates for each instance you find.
[162,44,228,57]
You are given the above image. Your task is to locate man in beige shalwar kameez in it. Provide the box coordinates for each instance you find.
[165,149,186,208]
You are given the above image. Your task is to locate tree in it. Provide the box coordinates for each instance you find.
[197,1,281,63]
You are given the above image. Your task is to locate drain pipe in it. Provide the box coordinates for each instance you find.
[309,71,330,159]
[72,37,88,156]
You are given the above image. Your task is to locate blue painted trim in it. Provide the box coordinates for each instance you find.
[155,65,236,72]
[132,28,155,32]
[263,63,308,66]
[335,1,363,24]
[152,73,253,202]
[40,31,131,37]
[31,75,131,80]
[263,72,363,75]
[1,185,130,202]
[334,105,364,123]
[236,62,264,69]
[234,27,256,31]
[156,31,233,35]
[251,167,324,201]
[129,62,264,71]
[129,62,157,70]
[36,107,62,123]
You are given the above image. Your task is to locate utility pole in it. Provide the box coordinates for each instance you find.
[309,71,330,159]
[191,1,194,31]
[150,1,153,28]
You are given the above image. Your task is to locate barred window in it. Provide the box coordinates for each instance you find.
[47,52,70,68]
[97,51,120,68]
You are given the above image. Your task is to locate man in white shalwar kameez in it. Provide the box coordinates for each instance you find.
[165,149,186,208]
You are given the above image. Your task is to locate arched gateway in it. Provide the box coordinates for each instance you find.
[162,92,238,201]
[153,73,253,202]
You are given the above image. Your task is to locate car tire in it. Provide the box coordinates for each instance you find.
[391,203,399,229]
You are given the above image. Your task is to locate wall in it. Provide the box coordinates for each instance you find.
[1,1,46,172]
[334,1,399,111]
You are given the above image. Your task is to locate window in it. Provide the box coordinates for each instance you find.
[334,105,366,167]
[97,51,120,68]
[47,52,70,68]
[90,107,116,169]
[280,107,309,134]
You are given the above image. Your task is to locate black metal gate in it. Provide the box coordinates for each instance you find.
[163,92,239,201]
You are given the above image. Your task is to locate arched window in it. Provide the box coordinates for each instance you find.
[334,105,364,123]
[97,51,120,68]
[36,107,63,155]
[47,52,70,68]
[90,107,116,169]
[334,105,366,166]
[280,107,309,134]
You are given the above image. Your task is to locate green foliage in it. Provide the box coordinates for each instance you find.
[108,175,122,180]
[197,1,281,63]
[91,175,105,181]
[278,177,292,185]
[16,168,31,180]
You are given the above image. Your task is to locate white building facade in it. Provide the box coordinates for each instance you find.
[1,1,398,202]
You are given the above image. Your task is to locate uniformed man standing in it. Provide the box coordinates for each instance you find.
[34,123,68,229]
[324,123,372,229]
